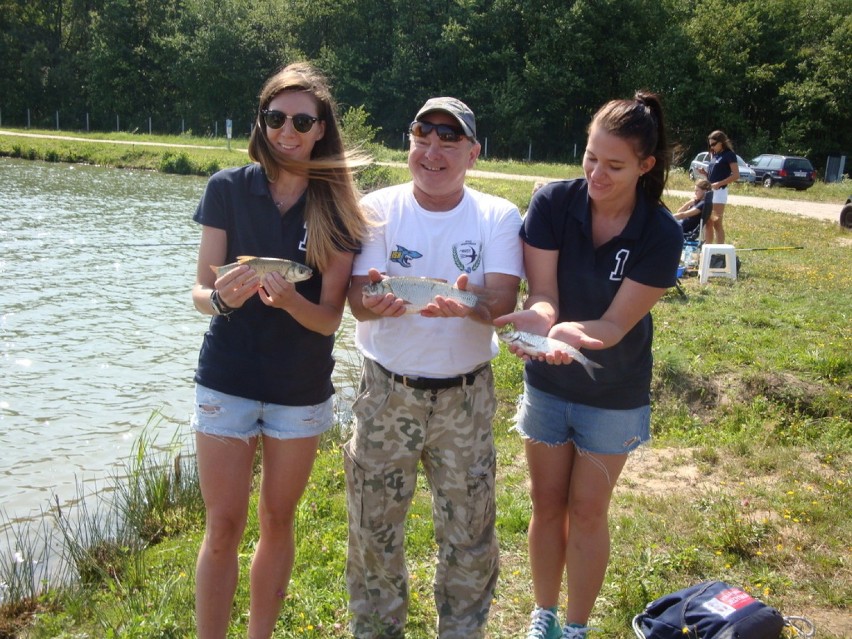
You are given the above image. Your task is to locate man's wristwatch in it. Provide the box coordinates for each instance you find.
[210,289,234,316]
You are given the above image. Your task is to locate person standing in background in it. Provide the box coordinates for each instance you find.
[698,130,739,244]
[190,62,368,639]
[496,92,682,639]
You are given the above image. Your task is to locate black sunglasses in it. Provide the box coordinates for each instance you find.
[409,120,467,143]
[261,110,320,133]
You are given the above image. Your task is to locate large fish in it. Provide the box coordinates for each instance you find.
[497,324,603,380]
[363,276,479,314]
[211,256,313,284]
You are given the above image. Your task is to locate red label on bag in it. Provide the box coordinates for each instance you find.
[717,588,756,609]
[702,588,756,618]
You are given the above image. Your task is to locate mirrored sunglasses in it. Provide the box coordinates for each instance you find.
[409,120,467,143]
[261,110,320,133]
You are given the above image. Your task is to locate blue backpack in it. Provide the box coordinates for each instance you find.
[631,581,811,639]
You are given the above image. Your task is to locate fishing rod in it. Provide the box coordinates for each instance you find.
[735,246,804,251]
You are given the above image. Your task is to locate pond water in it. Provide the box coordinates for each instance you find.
[0,157,358,531]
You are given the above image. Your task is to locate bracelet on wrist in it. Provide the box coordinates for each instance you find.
[210,289,234,316]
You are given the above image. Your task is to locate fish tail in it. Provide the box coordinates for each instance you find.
[471,301,492,322]
[580,357,604,381]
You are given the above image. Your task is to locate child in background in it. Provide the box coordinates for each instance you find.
[674,178,712,242]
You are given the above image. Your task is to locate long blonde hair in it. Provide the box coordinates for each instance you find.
[248,62,369,273]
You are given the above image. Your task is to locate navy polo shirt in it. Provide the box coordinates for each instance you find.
[193,163,336,406]
[520,179,683,409]
[708,149,737,184]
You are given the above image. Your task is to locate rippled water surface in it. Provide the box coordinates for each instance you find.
[0,158,358,525]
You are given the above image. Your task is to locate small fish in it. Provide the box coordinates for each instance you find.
[363,276,479,314]
[497,324,603,380]
[211,256,313,284]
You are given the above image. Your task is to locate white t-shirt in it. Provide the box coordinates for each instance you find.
[353,182,524,377]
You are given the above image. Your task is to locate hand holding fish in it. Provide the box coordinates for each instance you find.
[419,273,475,319]
[360,268,408,318]
[213,263,261,311]
[494,312,604,379]
[257,270,299,310]
[361,269,482,319]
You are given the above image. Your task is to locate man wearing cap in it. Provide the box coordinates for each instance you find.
[344,97,523,638]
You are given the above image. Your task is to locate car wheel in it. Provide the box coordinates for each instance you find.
[688,168,696,180]
[763,176,773,188]
[841,203,852,229]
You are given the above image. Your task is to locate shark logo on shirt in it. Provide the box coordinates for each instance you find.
[389,245,423,268]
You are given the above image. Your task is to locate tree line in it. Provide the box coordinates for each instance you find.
[1,0,849,171]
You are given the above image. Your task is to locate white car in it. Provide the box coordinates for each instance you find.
[688,152,756,184]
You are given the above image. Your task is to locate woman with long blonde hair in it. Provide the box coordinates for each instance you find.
[190,61,368,638]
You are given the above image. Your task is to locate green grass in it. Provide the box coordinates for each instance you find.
[2,127,848,204]
[0,130,850,638]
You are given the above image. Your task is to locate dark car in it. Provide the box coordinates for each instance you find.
[750,154,816,190]
[688,152,756,183]
[842,196,852,228]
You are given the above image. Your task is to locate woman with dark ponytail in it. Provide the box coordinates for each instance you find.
[495,91,682,639]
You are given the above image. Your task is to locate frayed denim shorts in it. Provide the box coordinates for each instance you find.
[513,383,650,455]
[191,384,334,442]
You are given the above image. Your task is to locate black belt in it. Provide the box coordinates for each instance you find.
[374,361,486,391]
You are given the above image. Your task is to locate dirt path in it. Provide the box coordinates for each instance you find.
[466,168,841,223]
[1,130,841,223]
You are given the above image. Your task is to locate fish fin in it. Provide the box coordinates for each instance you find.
[580,357,604,381]
[209,265,218,274]
[236,256,257,263]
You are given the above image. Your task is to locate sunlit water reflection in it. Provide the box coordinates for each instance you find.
[0,157,359,531]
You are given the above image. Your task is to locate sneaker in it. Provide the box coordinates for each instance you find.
[561,623,598,638]
[526,606,562,639]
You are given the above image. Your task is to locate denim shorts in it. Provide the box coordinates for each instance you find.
[191,384,334,441]
[513,383,650,455]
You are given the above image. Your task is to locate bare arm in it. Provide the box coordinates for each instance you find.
[495,243,664,364]
[674,205,701,220]
[260,250,354,336]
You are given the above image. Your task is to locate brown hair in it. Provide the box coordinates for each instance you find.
[708,130,734,153]
[247,62,369,273]
[590,90,671,205]
[695,178,711,191]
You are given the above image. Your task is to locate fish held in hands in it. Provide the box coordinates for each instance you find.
[497,324,603,380]
[211,256,313,284]
[363,276,479,314]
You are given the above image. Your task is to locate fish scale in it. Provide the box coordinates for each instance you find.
[497,324,603,380]
[363,276,479,314]
[212,255,313,283]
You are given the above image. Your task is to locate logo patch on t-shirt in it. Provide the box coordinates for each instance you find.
[452,241,482,273]
[389,244,423,267]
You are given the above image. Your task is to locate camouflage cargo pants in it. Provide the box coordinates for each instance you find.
[343,358,499,639]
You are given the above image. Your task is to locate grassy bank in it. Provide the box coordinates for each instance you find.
[1,127,849,204]
[0,131,849,638]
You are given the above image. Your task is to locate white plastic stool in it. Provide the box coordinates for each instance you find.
[699,244,738,283]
